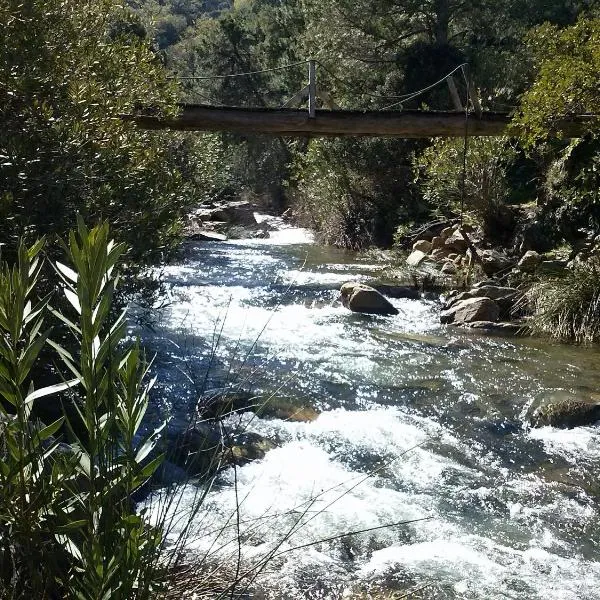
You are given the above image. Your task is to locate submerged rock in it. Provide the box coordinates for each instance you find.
[530,400,600,429]
[441,297,500,325]
[340,282,399,316]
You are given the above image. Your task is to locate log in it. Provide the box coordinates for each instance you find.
[122,105,593,139]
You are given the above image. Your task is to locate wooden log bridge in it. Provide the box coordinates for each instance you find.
[122,105,592,138]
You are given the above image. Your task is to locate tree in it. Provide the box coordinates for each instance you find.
[0,0,198,267]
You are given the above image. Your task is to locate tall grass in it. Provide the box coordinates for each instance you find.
[525,257,600,343]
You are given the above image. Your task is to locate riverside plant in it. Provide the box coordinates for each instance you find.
[0,220,166,599]
[525,256,600,343]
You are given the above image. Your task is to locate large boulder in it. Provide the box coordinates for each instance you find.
[444,230,469,253]
[371,284,420,300]
[530,400,600,429]
[340,282,399,316]
[441,297,500,325]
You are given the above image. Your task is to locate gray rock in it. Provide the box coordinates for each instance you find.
[372,284,420,300]
[412,239,432,253]
[440,227,454,239]
[188,230,228,242]
[406,250,428,266]
[479,249,514,275]
[444,230,469,253]
[518,250,541,272]
[431,235,446,250]
[441,297,500,325]
[538,260,568,274]
[340,282,399,316]
[530,400,600,429]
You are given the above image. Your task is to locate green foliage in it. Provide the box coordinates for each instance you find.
[292,138,423,249]
[0,0,199,267]
[525,257,600,343]
[0,224,165,599]
[515,16,600,143]
[415,137,516,233]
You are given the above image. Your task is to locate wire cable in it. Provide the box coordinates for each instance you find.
[168,60,309,81]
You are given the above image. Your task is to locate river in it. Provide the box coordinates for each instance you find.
[140,225,600,599]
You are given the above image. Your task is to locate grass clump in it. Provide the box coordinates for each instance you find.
[525,257,600,343]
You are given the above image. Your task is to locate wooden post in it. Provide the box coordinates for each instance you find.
[308,60,317,118]
[446,76,463,112]
[468,81,483,118]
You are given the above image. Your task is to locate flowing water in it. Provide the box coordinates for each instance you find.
[141,225,600,599]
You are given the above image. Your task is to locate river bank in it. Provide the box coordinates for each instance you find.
[137,222,600,599]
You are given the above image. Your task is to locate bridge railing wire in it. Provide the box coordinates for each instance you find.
[170,59,474,112]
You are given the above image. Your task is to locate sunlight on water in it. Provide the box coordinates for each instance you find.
[142,231,600,599]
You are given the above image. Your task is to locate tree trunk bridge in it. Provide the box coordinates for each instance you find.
[123,105,591,138]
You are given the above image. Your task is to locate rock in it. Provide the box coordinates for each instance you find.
[188,230,228,242]
[412,239,432,253]
[371,284,420,300]
[479,249,514,275]
[406,250,428,266]
[440,227,454,239]
[431,236,446,250]
[469,285,518,301]
[530,400,600,429]
[441,297,500,325]
[518,250,541,272]
[430,247,453,261]
[441,261,457,275]
[211,200,258,226]
[196,388,257,420]
[463,321,525,335]
[444,230,469,253]
[340,282,399,316]
[171,424,276,476]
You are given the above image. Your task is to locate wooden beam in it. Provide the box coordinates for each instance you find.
[122,105,592,138]
[308,60,316,119]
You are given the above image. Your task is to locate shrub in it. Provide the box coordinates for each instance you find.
[525,257,600,343]
[415,137,516,238]
[0,221,165,599]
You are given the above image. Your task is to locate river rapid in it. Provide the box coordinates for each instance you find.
[140,225,600,599]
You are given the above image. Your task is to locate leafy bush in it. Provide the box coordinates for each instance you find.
[0,222,165,599]
[525,258,600,343]
[415,137,516,237]
[0,0,199,268]
[292,138,424,249]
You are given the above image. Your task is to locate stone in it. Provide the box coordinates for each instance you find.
[340,282,399,316]
[406,250,428,266]
[479,249,514,275]
[441,261,457,275]
[431,235,446,250]
[196,388,257,420]
[440,227,454,239]
[469,285,518,301]
[463,321,526,335]
[518,250,541,272]
[412,239,432,253]
[444,230,469,253]
[430,247,453,261]
[537,260,568,274]
[371,284,420,300]
[530,400,600,429]
[440,297,500,325]
[188,230,228,242]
